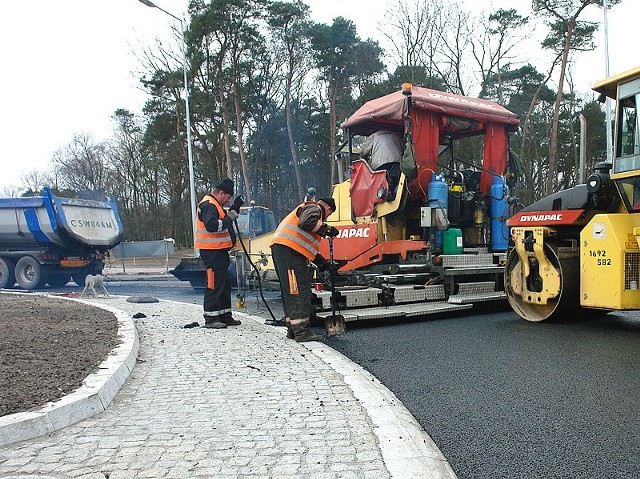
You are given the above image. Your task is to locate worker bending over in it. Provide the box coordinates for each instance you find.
[270,197,337,341]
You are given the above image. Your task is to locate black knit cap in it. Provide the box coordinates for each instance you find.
[214,178,234,195]
[318,197,336,212]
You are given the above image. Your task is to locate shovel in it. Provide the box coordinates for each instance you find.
[325,236,347,336]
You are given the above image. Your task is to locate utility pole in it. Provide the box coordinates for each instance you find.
[138,0,198,254]
[604,0,613,163]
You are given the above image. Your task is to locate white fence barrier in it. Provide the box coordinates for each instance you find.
[111,239,175,273]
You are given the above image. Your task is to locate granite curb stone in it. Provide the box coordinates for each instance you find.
[0,295,456,478]
[0,296,138,448]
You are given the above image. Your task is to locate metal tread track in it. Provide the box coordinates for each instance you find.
[447,292,506,304]
[315,301,472,322]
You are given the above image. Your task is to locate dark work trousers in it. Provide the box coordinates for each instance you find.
[200,248,232,323]
[271,243,313,321]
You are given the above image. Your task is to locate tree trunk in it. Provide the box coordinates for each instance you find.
[217,76,234,180]
[519,58,559,202]
[233,80,251,202]
[547,20,573,195]
[285,54,304,202]
[328,77,337,190]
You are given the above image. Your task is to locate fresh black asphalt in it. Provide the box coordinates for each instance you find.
[324,305,640,479]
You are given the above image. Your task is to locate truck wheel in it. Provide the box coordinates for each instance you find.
[47,273,72,287]
[15,256,50,290]
[0,258,16,289]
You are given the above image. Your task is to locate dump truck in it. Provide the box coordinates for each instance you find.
[246,83,522,323]
[0,188,123,290]
[505,66,640,321]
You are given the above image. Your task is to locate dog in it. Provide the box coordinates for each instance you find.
[81,274,110,298]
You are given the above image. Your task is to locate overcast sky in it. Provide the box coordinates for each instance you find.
[0,0,637,192]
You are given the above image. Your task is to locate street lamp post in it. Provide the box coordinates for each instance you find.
[139,0,198,254]
[603,0,613,163]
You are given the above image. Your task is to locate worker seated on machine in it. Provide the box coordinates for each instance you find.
[360,129,402,198]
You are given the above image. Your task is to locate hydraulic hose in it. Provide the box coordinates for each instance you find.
[232,219,279,324]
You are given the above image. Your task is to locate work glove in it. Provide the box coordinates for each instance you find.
[230,195,245,213]
[317,223,339,238]
[317,223,330,237]
[325,226,339,238]
[221,216,234,229]
[226,209,240,221]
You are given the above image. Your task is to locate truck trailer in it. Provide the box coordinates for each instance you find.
[0,188,123,290]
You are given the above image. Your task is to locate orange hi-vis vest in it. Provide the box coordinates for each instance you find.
[195,195,234,250]
[270,203,321,260]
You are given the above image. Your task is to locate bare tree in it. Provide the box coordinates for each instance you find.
[51,133,113,193]
[533,0,620,194]
[382,0,476,95]
[267,0,312,201]
[471,8,530,102]
[0,184,25,198]
[382,0,443,82]
[435,4,474,95]
[18,170,55,196]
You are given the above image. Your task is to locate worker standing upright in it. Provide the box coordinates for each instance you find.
[270,197,337,341]
[195,178,241,329]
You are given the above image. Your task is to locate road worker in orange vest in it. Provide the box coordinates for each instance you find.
[195,178,242,329]
[270,197,338,341]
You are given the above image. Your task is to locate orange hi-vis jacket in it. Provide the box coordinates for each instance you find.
[195,195,234,250]
[270,203,321,260]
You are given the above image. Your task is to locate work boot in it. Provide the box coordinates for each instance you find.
[294,327,321,342]
[285,317,294,339]
[203,320,227,329]
[221,316,242,326]
[291,320,321,342]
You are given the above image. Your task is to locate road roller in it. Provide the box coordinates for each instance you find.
[505,66,640,321]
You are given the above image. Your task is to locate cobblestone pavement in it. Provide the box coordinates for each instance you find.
[0,296,455,479]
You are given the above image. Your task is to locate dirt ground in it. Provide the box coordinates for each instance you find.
[0,293,118,417]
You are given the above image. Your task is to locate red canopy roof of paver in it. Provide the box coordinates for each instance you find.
[341,86,520,135]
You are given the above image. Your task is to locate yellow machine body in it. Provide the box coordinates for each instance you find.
[581,66,640,311]
[508,227,561,306]
[580,214,640,310]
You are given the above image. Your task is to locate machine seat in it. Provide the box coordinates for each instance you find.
[349,159,389,217]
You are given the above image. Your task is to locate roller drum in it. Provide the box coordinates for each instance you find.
[505,242,579,322]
